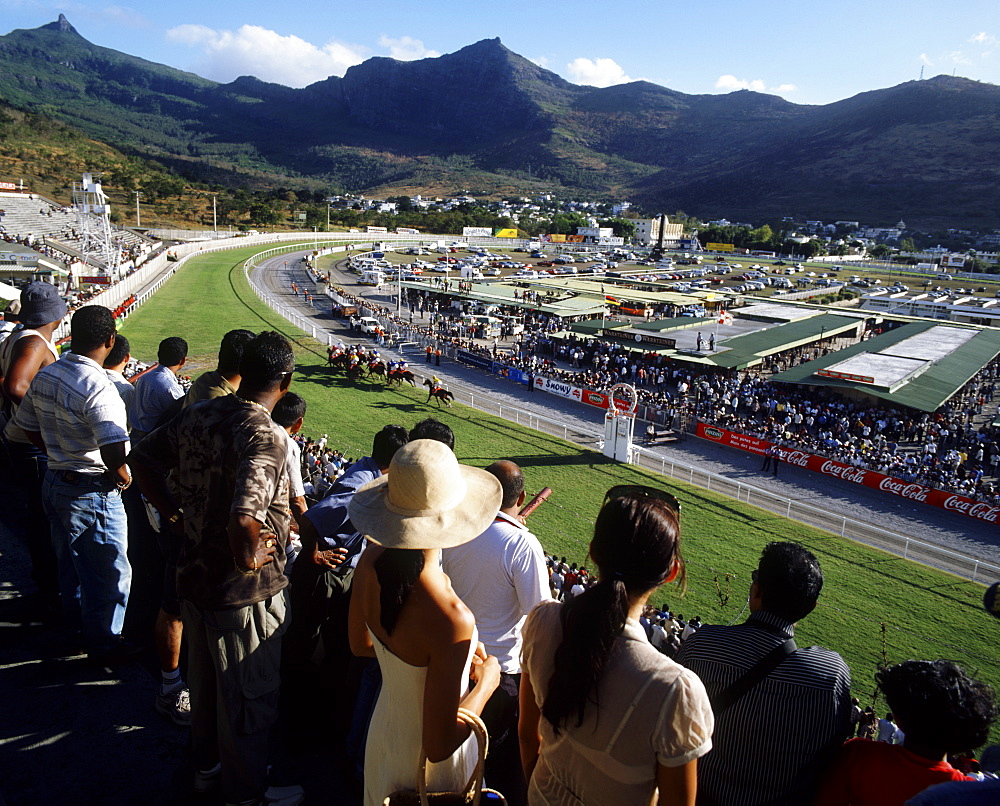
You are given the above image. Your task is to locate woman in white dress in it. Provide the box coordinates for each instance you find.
[518,485,715,806]
[348,439,503,806]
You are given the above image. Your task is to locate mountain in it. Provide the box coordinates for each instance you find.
[1,16,999,227]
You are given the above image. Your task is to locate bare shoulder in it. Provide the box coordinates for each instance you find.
[415,577,475,646]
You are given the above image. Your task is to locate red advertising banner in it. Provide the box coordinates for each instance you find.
[79,276,112,285]
[696,423,1000,525]
[0,181,20,191]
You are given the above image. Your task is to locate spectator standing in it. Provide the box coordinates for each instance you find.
[14,305,133,662]
[519,486,713,805]
[129,336,188,441]
[183,329,254,408]
[677,542,852,806]
[443,460,550,805]
[1,282,67,616]
[815,660,996,806]
[130,332,303,806]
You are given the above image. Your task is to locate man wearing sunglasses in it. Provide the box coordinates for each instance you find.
[677,541,852,806]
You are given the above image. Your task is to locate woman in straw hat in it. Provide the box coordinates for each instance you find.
[518,486,714,806]
[348,439,504,806]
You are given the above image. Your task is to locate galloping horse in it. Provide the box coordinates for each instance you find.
[423,378,455,407]
[387,369,417,387]
[367,361,388,380]
[345,362,366,383]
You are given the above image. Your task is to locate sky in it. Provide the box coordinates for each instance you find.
[0,0,997,105]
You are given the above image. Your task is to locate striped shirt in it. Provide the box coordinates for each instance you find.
[676,609,852,806]
[14,351,129,473]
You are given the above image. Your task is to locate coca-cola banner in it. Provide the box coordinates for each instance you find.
[696,423,1000,525]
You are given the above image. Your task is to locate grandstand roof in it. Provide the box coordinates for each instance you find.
[400,280,607,317]
[770,321,1000,412]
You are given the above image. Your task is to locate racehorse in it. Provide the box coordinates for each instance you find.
[423,378,455,407]
[345,362,366,383]
[387,369,417,387]
[367,361,387,380]
[328,353,351,373]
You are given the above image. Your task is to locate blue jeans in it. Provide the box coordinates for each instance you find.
[42,469,131,650]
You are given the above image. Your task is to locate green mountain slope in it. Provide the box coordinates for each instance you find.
[2,17,998,226]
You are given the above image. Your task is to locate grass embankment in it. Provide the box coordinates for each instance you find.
[121,246,1000,743]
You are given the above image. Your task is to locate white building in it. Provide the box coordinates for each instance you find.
[632,216,684,247]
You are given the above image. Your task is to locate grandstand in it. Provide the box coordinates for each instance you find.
[0,189,161,275]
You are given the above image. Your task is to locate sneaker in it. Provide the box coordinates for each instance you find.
[194,762,221,794]
[155,686,192,727]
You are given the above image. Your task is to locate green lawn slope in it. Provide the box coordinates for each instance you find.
[121,244,1000,744]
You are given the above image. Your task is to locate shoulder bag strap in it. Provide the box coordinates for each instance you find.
[711,638,796,716]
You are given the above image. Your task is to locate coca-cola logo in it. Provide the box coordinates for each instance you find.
[704,427,724,440]
[783,450,811,468]
[878,477,930,502]
[943,495,1000,522]
[820,460,868,484]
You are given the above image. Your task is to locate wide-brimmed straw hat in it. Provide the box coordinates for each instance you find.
[349,439,502,550]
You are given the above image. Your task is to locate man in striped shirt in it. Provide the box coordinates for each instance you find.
[15,305,133,663]
[677,542,852,805]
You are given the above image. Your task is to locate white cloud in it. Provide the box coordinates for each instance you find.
[165,24,365,87]
[969,32,998,47]
[920,53,934,66]
[377,35,439,61]
[943,50,974,66]
[715,74,765,92]
[715,74,797,96]
[566,57,632,87]
[530,55,550,69]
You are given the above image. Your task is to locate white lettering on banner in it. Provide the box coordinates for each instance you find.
[879,477,931,502]
[783,450,811,468]
[820,460,867,484]
[943,495,1000,523]
[0,181,17,191]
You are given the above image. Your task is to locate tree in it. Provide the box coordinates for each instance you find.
[899,237,916,253]
[869,244,892,259]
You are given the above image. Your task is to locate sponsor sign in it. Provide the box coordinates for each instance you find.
[597,236,625,246]
[533,376,582,401]
[0,252,36,262]
[706,242,735,252]
[0,181,19,191]
[462,227,492,238]
[494,228,518,238]
[695,423,1000,524]
[578,388,632,412]
[600,329,676,348]
[548,234,567,243]
[456,350,493,371]
[941,254,966,268]
[79,275,112,285]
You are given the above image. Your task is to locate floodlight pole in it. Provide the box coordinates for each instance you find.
[134,191,142,228]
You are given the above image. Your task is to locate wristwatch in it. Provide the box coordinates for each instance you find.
[167,509,184,524]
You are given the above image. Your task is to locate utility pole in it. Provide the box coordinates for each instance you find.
[213,194,218,238]
[134,191,142,228]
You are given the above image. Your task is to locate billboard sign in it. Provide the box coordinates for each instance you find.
[695,423,1000,524]
[494,228,518,238]
[706,243,735,252]
[462,227,492,238]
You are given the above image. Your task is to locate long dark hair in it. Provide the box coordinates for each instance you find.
[373,548,425,635]
[542,492,683,733]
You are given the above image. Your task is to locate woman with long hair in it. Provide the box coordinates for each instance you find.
[518,485,714,805]
[348,439,503,806]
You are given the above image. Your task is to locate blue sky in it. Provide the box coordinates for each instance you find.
[1,0,998,105]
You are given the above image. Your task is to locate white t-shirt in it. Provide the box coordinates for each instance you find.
[442,511,550,673]
[284,432,305,498]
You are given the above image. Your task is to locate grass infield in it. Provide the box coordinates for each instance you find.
[121,245,1000,744]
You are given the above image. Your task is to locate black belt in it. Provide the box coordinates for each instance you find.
[59,470,117,490]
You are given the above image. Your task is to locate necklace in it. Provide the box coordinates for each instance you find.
[238,396,270,414]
